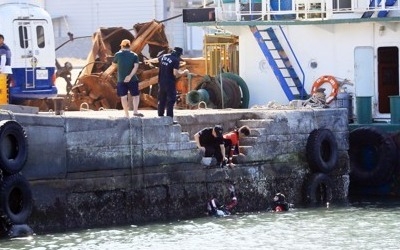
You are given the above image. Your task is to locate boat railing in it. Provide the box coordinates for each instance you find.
[213,0,400,21]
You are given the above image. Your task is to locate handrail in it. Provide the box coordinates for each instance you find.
[278,25,307,98]
[215,0,400,21]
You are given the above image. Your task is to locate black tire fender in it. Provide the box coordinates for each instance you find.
[0,120,28,175]
[305,173,333,205]
[7,224,34,238]
[306,128,338,173]
[0,173,33,224]
[349,127,397,186]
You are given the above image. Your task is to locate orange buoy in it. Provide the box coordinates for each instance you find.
[311,75,340,104]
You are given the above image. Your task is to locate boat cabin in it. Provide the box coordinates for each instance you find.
[0,0,57,103]
[185,0,400,121]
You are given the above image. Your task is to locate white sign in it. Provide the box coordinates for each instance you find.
[36,69,48,80]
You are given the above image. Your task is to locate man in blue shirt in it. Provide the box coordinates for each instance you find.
[113,39,141,118]
[156,47,189,120]
[0,34,12,74]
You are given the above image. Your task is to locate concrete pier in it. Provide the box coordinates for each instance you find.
[0,107,349,234]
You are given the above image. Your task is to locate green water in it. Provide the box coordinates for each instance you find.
[1,200,400,250]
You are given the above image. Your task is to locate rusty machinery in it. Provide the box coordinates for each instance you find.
[50,21,248,112]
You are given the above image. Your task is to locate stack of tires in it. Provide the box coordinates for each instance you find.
[0,120,33,238]
[304,128,337,206]
[349,127,397,190]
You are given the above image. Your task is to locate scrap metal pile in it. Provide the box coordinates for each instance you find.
[57,20,248,112]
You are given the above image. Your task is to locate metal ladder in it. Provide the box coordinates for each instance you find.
[250,25,307,101]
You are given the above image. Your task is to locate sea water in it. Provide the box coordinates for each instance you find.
[1,199,400,250]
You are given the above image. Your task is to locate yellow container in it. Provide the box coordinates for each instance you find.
[0,73,9,104]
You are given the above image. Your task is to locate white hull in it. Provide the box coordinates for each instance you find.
[229,22,397,118]
[190,0,400,120]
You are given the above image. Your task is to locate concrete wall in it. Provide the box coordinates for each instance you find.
[0,108,349,234]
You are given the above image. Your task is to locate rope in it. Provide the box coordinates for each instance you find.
[223,167,230,179]
[303,92,327,108]
[128,117,134,184]
[251,89,331,110]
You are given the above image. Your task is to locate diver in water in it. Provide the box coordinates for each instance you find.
[222,182,237,215]
[207,182,238,217]
[271,193,293,212]
[207,196,226,217]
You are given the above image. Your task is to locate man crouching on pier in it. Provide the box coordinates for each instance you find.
[194,125,227,168]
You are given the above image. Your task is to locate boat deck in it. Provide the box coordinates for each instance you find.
[186,0,400,26]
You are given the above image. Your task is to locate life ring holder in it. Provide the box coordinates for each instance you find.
[311,75,340,104]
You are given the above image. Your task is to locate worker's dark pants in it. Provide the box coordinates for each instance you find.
[224,139,239,157]
[204,144,223,164]
[158,85,176,117]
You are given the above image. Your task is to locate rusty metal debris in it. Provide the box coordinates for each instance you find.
[48,20,246,112]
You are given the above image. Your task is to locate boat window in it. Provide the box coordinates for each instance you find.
[36,26,45,48]
[18,26,28,48]
[333,0,351,10]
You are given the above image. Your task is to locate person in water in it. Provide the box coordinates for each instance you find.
[207,181,238,217]
[223,182,238,214]
[271,192,293,212]
[207,195,226,217]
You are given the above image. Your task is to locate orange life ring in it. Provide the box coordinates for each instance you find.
[311,75,340,104]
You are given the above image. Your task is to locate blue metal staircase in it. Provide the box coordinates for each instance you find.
[250,25,307,101]
[362,0,397,18]
[378,0,397,17]
[362,0,382,18]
